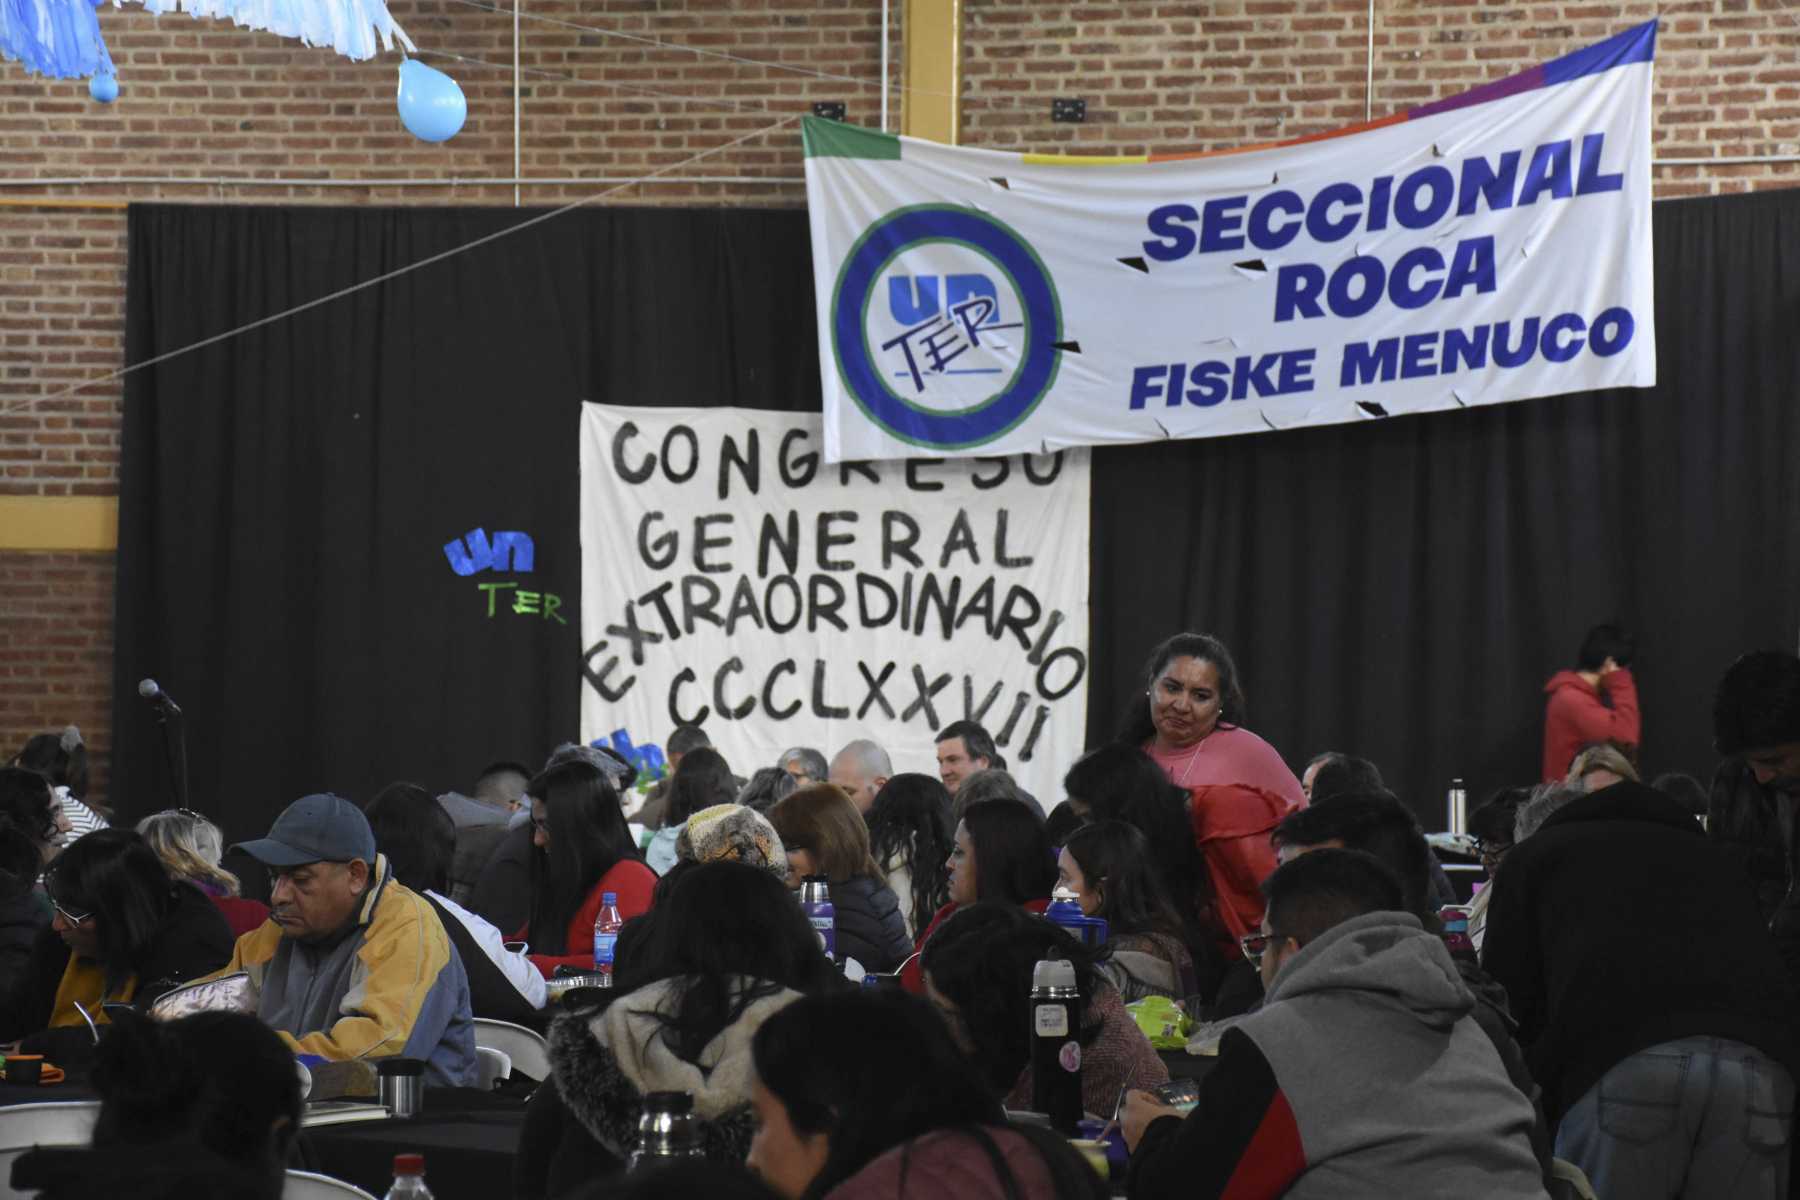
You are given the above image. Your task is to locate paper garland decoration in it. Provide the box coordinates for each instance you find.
[0,0,115,80]
[108,0,415,63]
[0,0,413,81]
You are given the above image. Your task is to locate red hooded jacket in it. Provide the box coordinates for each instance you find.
[1541,668,1639,782]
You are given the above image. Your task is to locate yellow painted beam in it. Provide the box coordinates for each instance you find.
[902,0,961,145]
[0,496,119,551]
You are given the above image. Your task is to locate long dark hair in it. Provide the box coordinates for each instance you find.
[45,829,181,994]
[750,990,1102,1200]
[0,824,40,904]
[1063,744,1216,912]
[1062,821,1190,944]
[961,799,1056,906]
[866,773,954,931]
[920,903,1101,1097]
[753,990,1001,1199]
[363,782,455,895]
[614,861,840,1062]
[0,766,56,848]
[668,747,737,825]
[527,760,640,954]
[1115,632,1248,745]
[13,727,91,802]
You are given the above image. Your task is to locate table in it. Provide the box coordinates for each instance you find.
[297,1087,527,1200]
[0,1071,95,1107]
[3,1072,527,1200]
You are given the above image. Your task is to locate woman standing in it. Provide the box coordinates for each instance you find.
[1119,633,1305,945]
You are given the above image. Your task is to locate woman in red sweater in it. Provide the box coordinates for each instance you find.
[520,759,656,977]
[1118,633,1306,949]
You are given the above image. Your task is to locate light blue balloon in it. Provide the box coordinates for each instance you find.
[89,73,119,104]
[396,58,466,143]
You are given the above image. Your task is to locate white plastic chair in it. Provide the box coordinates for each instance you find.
[471,1045,512,1091]
[0,1101,101,1200]
[470,1017,550,1081]
[284,1169,380,1199]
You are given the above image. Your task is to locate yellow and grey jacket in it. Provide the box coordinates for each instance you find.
[206,853,477,1087]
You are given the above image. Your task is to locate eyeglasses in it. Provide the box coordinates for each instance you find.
[50,897,92,925]
[1239,931,1294,969]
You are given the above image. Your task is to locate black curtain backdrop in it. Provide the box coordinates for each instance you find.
[114,192,1800,842]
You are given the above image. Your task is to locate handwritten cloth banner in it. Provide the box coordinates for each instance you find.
[578,403,1092,806]
[804,21,1657,462]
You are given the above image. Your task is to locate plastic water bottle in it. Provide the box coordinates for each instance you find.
[1029,956,1082,1135]
[628,1091,707,1170]
[593,891,623,988]
[800,875,836,961]
[383,1154,433,1199]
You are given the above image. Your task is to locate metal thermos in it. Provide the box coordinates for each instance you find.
[628,1091,706,1170]
[1028,957,1083,1135]
[376,1057,425,1119]
[1447,777,1468,837]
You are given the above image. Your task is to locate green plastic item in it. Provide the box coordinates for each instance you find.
[1127,995,1192,1050]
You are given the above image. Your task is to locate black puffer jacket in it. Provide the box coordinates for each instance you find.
[0,886,49,1028]
[829,875,912,974]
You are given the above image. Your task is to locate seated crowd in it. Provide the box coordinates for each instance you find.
[2,631,1799,1200]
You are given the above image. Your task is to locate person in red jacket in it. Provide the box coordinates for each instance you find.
[1542,624,1641,782]
[518,758,657,977]
[1116,633,1306,950]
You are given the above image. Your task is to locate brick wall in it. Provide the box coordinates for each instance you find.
[2,0,1793,802]
[0,553,115,800]
[961,0,1800,201]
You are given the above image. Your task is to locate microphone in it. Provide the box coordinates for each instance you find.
[137,678,182,717]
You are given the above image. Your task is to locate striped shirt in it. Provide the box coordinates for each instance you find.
[53,786,109,843]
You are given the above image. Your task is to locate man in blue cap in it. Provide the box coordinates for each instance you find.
[201,793,477,1087]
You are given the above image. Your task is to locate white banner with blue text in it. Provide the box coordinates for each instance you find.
[804,21,1656,461]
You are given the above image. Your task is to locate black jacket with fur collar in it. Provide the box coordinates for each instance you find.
[513,974,802,1198]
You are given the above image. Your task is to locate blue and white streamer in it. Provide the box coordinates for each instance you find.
[0,0,114,79]
[110,0,414,61]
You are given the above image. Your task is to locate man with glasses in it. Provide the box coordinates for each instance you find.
[196,793,477,1087]
[1122,848,1545,1199]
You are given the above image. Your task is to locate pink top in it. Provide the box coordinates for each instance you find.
[1149,726,1306,946]
[1146,724,1306,807]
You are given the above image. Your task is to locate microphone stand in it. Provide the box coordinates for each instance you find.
[153,703,191,812]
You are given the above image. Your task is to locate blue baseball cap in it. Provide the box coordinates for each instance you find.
[234,793,376,867]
